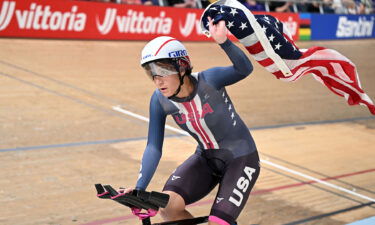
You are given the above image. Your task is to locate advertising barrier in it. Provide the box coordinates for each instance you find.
[0,0,299,41]
[310,13,375,40]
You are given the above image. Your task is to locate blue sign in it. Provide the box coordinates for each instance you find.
[311,14,375,40]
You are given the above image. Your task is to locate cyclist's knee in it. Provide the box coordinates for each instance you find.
[160,191,186,216]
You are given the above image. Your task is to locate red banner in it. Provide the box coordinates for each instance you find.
[0,0,299,41]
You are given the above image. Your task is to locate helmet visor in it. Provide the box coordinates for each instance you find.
[142,61,178,80]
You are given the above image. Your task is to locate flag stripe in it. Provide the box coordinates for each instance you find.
[300,46,326,59]
[258,58,275,67]
[239,32,258,46]
[308,68,369,105]
[245,41,263,55]
[252,51,269,61]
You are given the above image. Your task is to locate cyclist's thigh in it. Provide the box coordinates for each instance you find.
[163,153,219,205]
[210,151,260,224]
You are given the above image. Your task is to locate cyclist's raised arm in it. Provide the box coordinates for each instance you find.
[202,40,253,89]
[201,19,253,89]
[135,91,167,191]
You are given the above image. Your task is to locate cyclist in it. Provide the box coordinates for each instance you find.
[126,18,260,225]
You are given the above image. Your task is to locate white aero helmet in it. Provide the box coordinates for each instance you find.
[141,36,189,65]
[140,36,192,80]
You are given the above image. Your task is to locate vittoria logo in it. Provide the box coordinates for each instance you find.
[0,0,214,40]
[0,1,15,31]
[96,8,116,35]
[96,8,172,35]
[179,12,203,37]
[0,1,86,31]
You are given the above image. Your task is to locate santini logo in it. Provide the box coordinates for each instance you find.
[96,8,172,35]
[336,16,374,38]
[0,1,86,31]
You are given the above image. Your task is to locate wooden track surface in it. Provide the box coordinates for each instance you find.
[0,38,374,225]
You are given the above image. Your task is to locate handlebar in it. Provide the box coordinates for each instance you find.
[95,183,170,210]
[95,183,210,225]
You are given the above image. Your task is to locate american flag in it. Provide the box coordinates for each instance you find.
[201,0,375,115]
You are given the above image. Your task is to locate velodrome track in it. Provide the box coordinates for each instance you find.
[0,38,374,225]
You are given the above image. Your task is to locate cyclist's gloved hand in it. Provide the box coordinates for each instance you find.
[117,187,159,219]
[117,187,134,194]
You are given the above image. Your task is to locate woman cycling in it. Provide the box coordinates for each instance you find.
[127,18,260,225]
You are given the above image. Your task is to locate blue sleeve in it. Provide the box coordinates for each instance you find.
[135,91,166,190]
[201,39,253,89]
